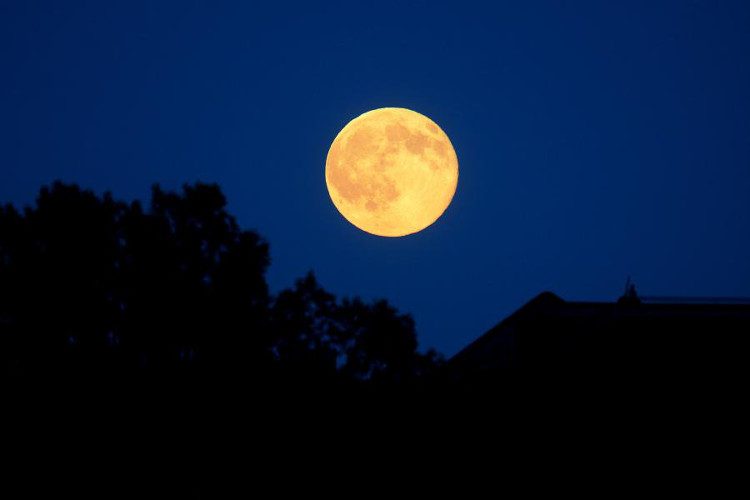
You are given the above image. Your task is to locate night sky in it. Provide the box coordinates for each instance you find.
[2,1,749,356]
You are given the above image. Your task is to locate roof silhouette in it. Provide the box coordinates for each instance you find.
[450,291,750,379]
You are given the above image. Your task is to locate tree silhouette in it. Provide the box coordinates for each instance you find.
[271,272,340,379]
[0,183,125,377]
[0,181,440,389]
[270,272,443,385]
[115,183,271,376]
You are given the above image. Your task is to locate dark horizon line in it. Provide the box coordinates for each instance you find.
[639,296,750,304]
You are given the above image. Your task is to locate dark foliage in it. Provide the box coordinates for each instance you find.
[0,182,442,389]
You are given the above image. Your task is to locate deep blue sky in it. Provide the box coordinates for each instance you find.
[2,1,749,355]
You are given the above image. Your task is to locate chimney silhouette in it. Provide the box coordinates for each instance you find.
[618,276,641,305]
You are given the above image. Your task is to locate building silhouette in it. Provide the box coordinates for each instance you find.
[449,287,750,385]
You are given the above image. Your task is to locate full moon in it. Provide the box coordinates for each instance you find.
[325,107,459,237]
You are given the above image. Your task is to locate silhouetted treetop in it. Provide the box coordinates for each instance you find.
[271,272,441,383]
[0,182,440,387]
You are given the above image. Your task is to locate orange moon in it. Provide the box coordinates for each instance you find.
[325,108,459,237]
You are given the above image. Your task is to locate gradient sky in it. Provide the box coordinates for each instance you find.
[2,1,749,355]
